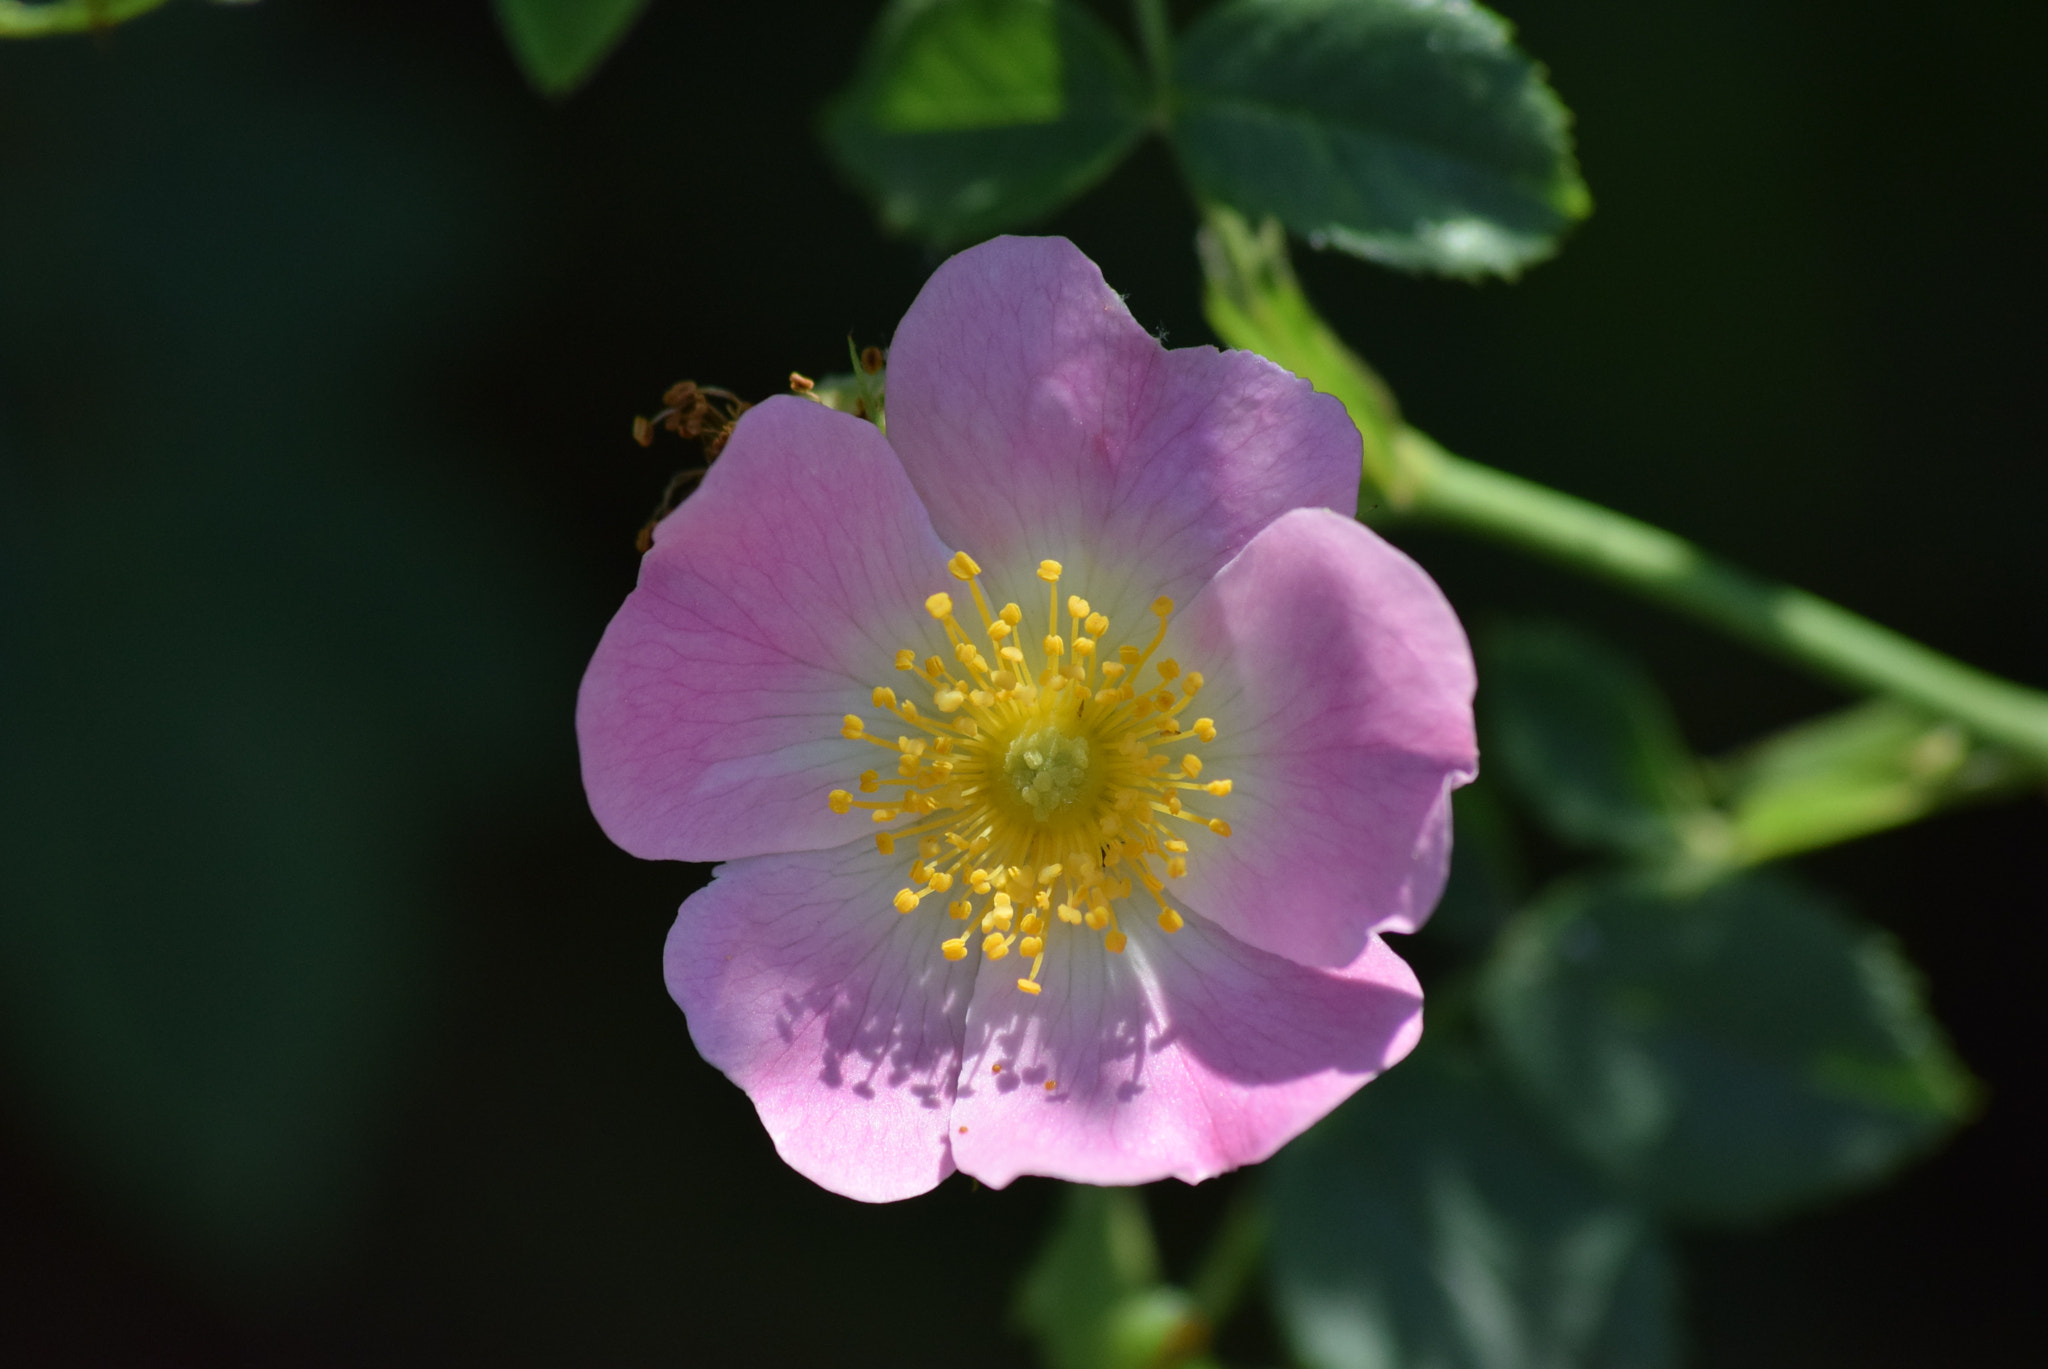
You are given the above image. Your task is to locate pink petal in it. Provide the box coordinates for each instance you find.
[576,397,954,862]
[1169,508,1477,967]
[664,840,978,1203]
[884,236,1361,627]
[948,918,1423,1188]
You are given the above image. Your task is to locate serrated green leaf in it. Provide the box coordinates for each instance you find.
[493,0,650,97]
[1266,1051,1681,1369]
[1480,621,1717,860]
[823,0,1150,246]
[1172,0,1590,278]
[1480,872,1979,1224]
[0,0,173,37]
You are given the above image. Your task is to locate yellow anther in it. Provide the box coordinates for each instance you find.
[1043,634,1064,658]
[1180,754,1203,778]
[1037,560,1063,582]
[1205,779,1234,796]
[1066,595,1090,618]
[827,790,853,813]
[1019,936,1044,958]
[1118,645,1142,665]
[902,698,922,719]
[876,833,896,854]
[1020,912,1044,935]
[917,836,940,859]
[948,551,981,579]
[1044,1079,1058,1091]
[929,871,955,893]
[1166,857,1187,879]
[1166,794,1183,816]
[1085,612,1109,636]
[893,889,919,914]
[1183,672,1204,695]
[1163,839,1189,854]
[970,690,995,708]
[1157,659,1180,680]
[858,770,879,792]
[1072,637,1095,657]
[988,620,1012,641]
[1193,718,1217,742]
[926,591,954,619]
[841,714,865,739]
[871,686,897,710]
[1208,818,1232,837]
[941,938,968,961]
[993,890,1012,908]
[1057,903,1083,925]
[948,900,971,920]
[1152,596,1174,617]
[936,689,966,712]
[1157,908,1184,933]
[923,657,945,680]
[1037,863,1063,882]
[1016,978,1042,995]
[1085,906,1109,930]
[983,933,1010,960]
[1105,930,1128,954]
[999,646,1025,664]
[1034,889,1052,910]
[1155,691,1176,711]
[894,648,915,671]
[1000,602,1023,626]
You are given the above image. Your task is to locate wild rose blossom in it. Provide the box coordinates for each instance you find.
[576,237,1477,1201]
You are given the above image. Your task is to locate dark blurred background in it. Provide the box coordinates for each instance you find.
[0,0,2041,1363]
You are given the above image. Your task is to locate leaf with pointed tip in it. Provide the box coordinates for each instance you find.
[823,0,1150,246]
[1173,0,1590,278]
[494,0,650,97]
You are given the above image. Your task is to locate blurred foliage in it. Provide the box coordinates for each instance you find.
[0,0,173,39]
[0,18,564,1291]
[1016,1186,1217,1369]
[1479,621,1717,862]
[822,0,1150,246]
[1267,1047,1680,1369]
[493,0,649,96]
[1482,871,1977,1224]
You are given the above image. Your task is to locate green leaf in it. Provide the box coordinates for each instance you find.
[1014,1185,1208,1369]
[1480,621,1718,861]
[1711,699,2038,863]
[0,0,173,37]
[1266,1050,1681,1369]
[493,0,650,96]
[1173,0,1591,278]
[1481,872,1980,1223]
[822,0,1151,246]
[1423,780,1526,953]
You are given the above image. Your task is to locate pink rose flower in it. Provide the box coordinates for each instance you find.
[576,237,1477,1201]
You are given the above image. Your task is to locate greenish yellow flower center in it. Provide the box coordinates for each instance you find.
[825,550,1233,997]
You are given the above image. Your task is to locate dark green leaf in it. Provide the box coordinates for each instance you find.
[1015,1185,1207,1369]
[493,0,650,96]
[1481,872,1979,1223]
[822,0,1150,246]
[1423,781,1525,953]
[1267,1050,1680,1369]
[1480,621,1715,860]
[1173,0,1590,278]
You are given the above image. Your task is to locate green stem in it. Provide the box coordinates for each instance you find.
[1133,0,1174,119]
[1187,1195,1267,1333]
[1197,205,2048,770]
[1401,432,2048,767]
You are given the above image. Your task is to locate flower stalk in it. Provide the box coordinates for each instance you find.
[1198,206,2048,773]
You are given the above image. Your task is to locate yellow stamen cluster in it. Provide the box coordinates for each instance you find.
[825,552,1232,994]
